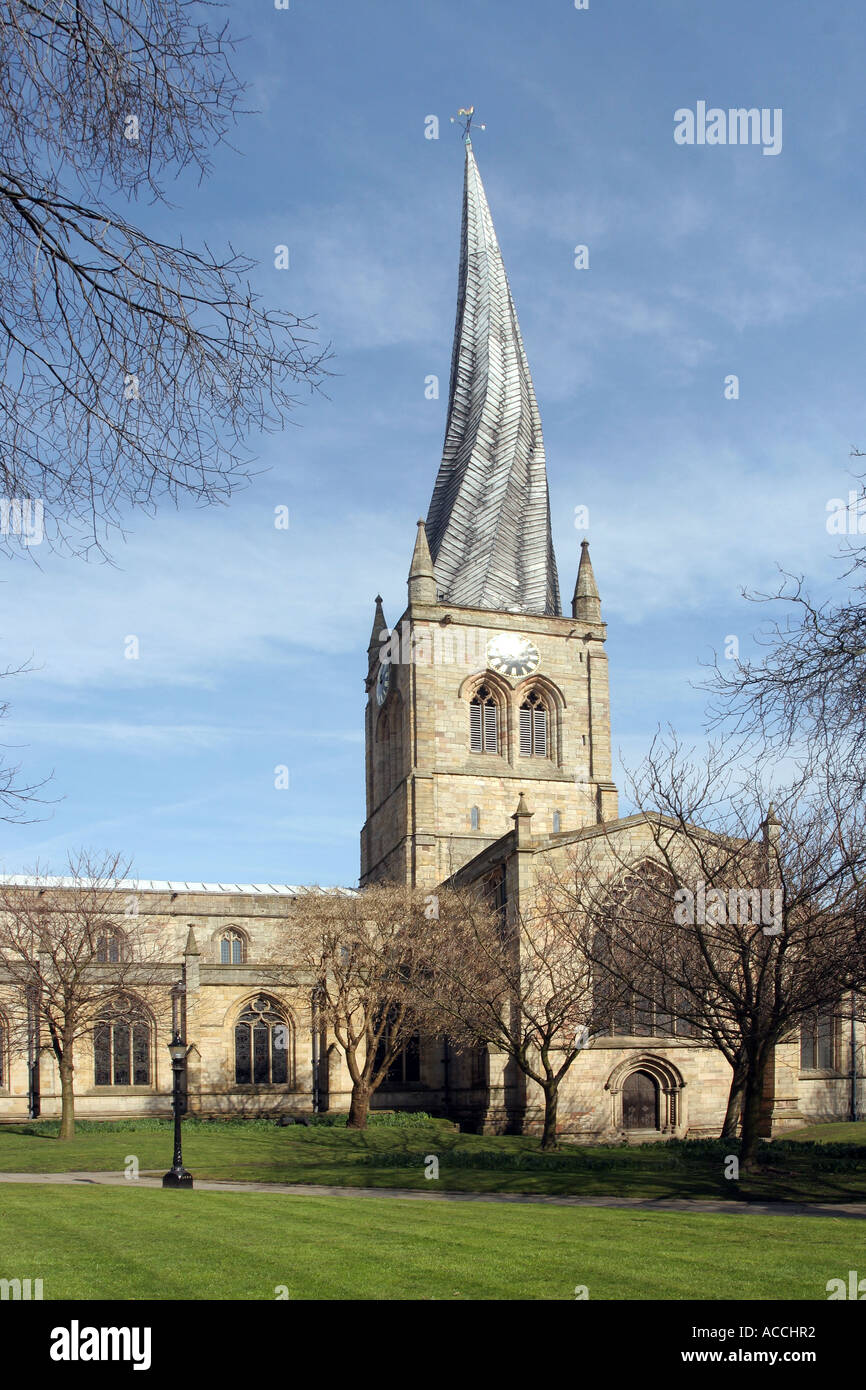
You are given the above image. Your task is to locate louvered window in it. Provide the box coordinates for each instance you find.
[470,686,498,753]
[519,691,548,757]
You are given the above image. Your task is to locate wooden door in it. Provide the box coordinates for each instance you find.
[622,1070,659,1129]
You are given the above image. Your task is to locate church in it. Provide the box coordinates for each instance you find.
[0,137,860,1139]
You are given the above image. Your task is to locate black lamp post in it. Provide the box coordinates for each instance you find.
[162,980,193,1188]
[27,954,42,1120]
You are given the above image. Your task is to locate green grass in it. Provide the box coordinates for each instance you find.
[1,1117,866,1202]
[785,1121,866,1145]
[0,1182,858,1299]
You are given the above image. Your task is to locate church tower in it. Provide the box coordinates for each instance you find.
[361,136,617,888]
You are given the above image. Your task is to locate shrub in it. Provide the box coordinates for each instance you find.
[304,1111,435,1129]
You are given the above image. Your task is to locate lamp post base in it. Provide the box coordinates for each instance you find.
[162,1168,194,1188]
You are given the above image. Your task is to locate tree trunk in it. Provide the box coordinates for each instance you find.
[58,1054,75,1141]
[347,1082,371,1130]
[721,1066,746,1138]
[738,1056,769,1171]
[540,1084,559,1151]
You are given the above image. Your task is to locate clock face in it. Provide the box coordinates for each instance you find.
[375,661,391,706]
[486,633,540,678]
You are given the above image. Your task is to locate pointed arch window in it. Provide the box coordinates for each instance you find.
[800,1011,839,1071]
[470,686,499,754]
[94,997,152,1086]
[235,996,293,1086]
[95,928,123,963]
[220,930,245,965]
[519,690,548,757]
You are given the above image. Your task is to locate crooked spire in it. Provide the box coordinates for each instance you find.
[425,140,561,617]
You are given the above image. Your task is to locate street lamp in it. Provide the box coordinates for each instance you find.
[162,980,193,1188]
[27,953,42,1120]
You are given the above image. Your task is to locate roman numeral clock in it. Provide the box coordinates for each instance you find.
[375,659,391,706]
[485,633,540,678]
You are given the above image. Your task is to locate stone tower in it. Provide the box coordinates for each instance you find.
[361,138,617,889]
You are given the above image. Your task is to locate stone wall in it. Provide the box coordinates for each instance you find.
[361,597,618,888]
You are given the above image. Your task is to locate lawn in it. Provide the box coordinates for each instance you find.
[1,1116,865,1202]
[785,1121,866,1145]
[0,1182,858,1300]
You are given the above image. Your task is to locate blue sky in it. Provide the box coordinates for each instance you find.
[2,0,865,885]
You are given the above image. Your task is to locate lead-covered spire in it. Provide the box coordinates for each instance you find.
[424,140,561,617]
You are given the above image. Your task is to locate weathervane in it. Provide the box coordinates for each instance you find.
[451,106,486,141]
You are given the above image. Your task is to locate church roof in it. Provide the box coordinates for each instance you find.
[425,139,561,617]
[0,875,353,896]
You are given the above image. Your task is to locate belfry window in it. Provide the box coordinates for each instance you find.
[470,686,498,754]
[519,690,548,757]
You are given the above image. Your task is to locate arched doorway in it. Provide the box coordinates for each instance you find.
[605,1054,686,1136]
[622,1069,659,1130]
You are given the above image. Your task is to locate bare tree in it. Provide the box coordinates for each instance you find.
[0,851,173,1138]
[546,738,866,1169]
[704,454,866,792]
[276,884,445,1130]
[423,882,608,1150]
[0,660,52,821]
[0,0,329,558]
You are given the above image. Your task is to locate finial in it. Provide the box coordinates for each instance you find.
[408,518,436,604]
[512,791,533,847]
[450,106,486,141]
[572,540,602,623]
[368,594,388,655]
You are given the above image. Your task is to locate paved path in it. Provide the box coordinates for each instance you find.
[0,1170,864,1219]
